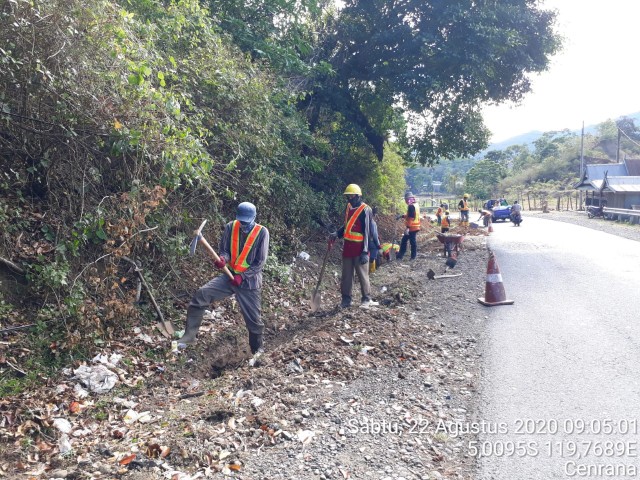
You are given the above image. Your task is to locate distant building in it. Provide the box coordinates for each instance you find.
[575,158,640,208]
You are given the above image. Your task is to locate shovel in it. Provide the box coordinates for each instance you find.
[310,239,335,313]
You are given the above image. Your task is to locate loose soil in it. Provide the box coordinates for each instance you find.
[2,211,569,480]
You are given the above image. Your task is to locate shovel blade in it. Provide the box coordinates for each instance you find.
[310,291,321,313]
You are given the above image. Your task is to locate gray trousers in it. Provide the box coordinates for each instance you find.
[341,256,371,302]
[187,276,264,352]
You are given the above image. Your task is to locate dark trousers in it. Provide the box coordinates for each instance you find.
[396,230,417,260]
[187,276,264,352]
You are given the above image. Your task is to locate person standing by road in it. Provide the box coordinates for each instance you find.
[177,202,270,366]
[435,203,444,226]
[396,191,421,260]
[458,193,470,226]
[329,184,375,308]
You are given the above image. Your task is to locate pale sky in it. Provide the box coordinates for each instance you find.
[482,0,640,143]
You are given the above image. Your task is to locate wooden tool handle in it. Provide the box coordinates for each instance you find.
[199,236,235,281]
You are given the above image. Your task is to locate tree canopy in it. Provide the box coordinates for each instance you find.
[302,0,560,163]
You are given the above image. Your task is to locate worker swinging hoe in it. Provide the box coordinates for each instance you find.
[189,219,235,281]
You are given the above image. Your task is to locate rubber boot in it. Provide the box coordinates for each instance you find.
[177,306,204,347]
[340,295,352,308]
[248,333,264,367]
[249,333,263,354]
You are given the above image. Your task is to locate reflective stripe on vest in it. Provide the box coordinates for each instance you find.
[406,203,420,230]
[343,203,368,242]
[229,220,264,273]
[442,217,450,227]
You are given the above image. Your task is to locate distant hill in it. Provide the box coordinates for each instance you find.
[485,111,640,152]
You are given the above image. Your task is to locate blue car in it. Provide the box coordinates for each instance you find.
[491,204,512,222]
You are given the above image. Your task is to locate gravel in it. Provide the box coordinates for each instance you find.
[526,209,640,242]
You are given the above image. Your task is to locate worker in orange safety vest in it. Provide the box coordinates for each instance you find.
[329,184,376,308]
[395,191,421,260]
[458,193,470,226]
[177,202,270,367]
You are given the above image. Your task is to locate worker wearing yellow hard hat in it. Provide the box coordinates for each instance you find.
[458,193,470,227]
[329,184,376,308]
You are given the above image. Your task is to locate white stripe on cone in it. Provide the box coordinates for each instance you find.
[486,273,502,283]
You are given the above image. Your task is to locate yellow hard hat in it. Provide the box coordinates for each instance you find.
[445,210,450,215]
[343,184,362,195]
[463,193,469,198]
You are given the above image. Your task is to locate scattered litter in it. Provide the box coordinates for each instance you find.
[297,429,315,445]
[358,345,375,354]
[53,418,72,434]
[298,251,311,261]
[92,352,122,368]
[359,301,379,308]
[73,383,89,399]
[73,364,118,394]
[203,309,217,320]
[58,434,72,455]
[287,359,304,373]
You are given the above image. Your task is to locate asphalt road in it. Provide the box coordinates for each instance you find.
[477,216,640,479]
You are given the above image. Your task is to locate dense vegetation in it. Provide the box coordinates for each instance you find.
[0,0,559,377]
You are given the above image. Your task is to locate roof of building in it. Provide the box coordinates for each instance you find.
[574,162,628,190]
[600,176,640,193]
[625,158,640,176]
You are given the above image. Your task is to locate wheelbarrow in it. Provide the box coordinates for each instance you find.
[436,233,464,258]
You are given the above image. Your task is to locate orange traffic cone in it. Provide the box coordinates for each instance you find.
[478,252,514,306]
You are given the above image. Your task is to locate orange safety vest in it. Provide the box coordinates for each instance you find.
[459,199,469,211]
[229,220,264,273]
[436,207,443,216]
[343,203,368,242]
[442,216,450,228]
[405,203,421,231]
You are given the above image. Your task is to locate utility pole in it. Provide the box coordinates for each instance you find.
[616,127,621,162]
[579,121,584,210]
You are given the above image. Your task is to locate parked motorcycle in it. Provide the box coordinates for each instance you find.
[587,205,604,219]
[510,211,523,226]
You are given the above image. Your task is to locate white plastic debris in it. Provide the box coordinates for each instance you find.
[203,309,217,320]
[73,364,118,394]
[53,418,72,434]
[135,333,154,344]
[297,429,316,445]
[58,434,72,455]
[73,383,89,399]
[92,352,122,367]
[287,359,304,374]
[298,251,310,261]
[123,409,151,424]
